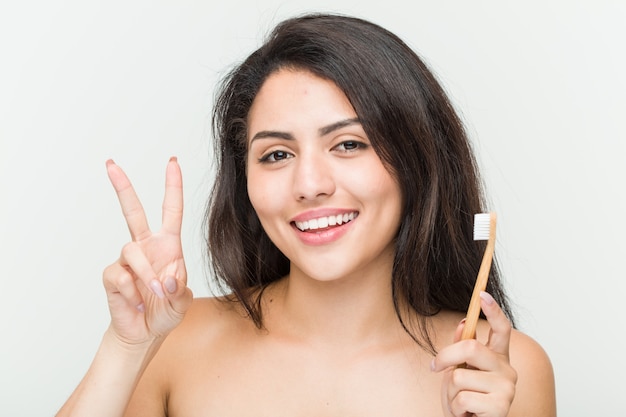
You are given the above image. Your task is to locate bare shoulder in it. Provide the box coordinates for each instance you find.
[509,328,555,386]
[508,329,557,417]
[124,296,249,416]
[163,295,252,351]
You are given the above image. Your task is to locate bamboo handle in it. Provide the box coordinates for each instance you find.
[461,212,497,340]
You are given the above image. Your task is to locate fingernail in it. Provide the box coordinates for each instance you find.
[169,156,178,162]
[136,303,145,313]
[480,291,495,305]
[430,359,436,372]
[150,279,165,299]
[164,276,177,294]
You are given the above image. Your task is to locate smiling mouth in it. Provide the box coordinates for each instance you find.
[293,212,359,232]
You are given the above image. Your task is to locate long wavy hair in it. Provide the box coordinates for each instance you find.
[205,13,514,353]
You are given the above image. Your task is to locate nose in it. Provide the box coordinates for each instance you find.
[292,153,336,201]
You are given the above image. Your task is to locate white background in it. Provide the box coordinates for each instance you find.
[1,1,624,415]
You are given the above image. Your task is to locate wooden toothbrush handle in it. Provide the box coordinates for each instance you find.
[461,213,497,340]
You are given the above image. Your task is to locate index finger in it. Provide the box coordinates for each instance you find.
[161,156,183,235]
[106,160,151,241]
[481,291,512,356]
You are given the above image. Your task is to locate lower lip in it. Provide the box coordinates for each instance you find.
[292,220,354,245]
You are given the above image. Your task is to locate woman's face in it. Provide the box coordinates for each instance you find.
[246,69,403,282]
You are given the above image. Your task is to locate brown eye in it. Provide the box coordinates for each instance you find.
[259,150,293,163]
[334,140,367,152]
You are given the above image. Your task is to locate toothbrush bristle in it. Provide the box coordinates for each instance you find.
[473,213,491,240]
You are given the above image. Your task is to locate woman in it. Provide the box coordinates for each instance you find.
[57,13,556,417]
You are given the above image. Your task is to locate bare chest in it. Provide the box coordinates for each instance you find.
[165,337,444,417]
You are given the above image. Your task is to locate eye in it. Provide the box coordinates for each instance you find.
[333,140,368,153]
[258,150,293,163]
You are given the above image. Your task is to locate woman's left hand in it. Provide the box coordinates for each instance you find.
[432,291,518,417]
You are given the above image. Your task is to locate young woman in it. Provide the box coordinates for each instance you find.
[57,13,556,417]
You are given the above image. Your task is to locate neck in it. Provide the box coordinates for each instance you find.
[265,262,405,350]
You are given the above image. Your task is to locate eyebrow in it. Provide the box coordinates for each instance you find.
[250,117,361,143]
[319,117,361,136]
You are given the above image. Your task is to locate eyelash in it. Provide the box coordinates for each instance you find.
[257,140,368,164]
[334,140,367,152]
[258,150,293,163]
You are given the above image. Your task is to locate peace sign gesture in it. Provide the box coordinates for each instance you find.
[103,157,193,345]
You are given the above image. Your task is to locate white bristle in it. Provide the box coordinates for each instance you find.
[473,213,491,240]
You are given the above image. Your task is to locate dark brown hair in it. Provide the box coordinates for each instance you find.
[205,13,514,352]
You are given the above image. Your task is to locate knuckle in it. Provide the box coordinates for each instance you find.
[163,204,183,216]
[502,318,513,333]
[102,262,123,283]
[509,366,518,385]
[115,269,135,288]
[102,263,135,292]
[493,313,512,334]
[102,263,116,279]
[503,377,517,401]
[450,368,464,387]
[122,205,143,221]
[465,339,482,356]
[493,395,513,416]
[120,241,136,257]
[454,390,471,410]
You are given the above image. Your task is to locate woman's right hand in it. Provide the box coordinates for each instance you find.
[102,157,193,346]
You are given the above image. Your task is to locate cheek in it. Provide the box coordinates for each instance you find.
[355,164,401,202]
[247,176,291,250]
[359,169,403,225]
[247,171,283,221]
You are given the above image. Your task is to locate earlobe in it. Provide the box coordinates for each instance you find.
[453,318,467,342]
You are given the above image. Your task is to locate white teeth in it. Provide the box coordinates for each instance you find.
[295,212,358,231]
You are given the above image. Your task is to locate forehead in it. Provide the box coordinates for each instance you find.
[247,69,357,137]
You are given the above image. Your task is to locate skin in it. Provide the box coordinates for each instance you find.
[56,70,556,417]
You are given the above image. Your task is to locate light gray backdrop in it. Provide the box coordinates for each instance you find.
[1,1,624,415]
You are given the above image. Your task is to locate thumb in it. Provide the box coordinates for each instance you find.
[163,276,193,316]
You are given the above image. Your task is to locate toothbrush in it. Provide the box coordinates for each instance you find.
[461,212,497,340]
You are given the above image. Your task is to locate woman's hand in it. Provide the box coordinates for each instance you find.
[432,292,517,417]
[103,157,193,346]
